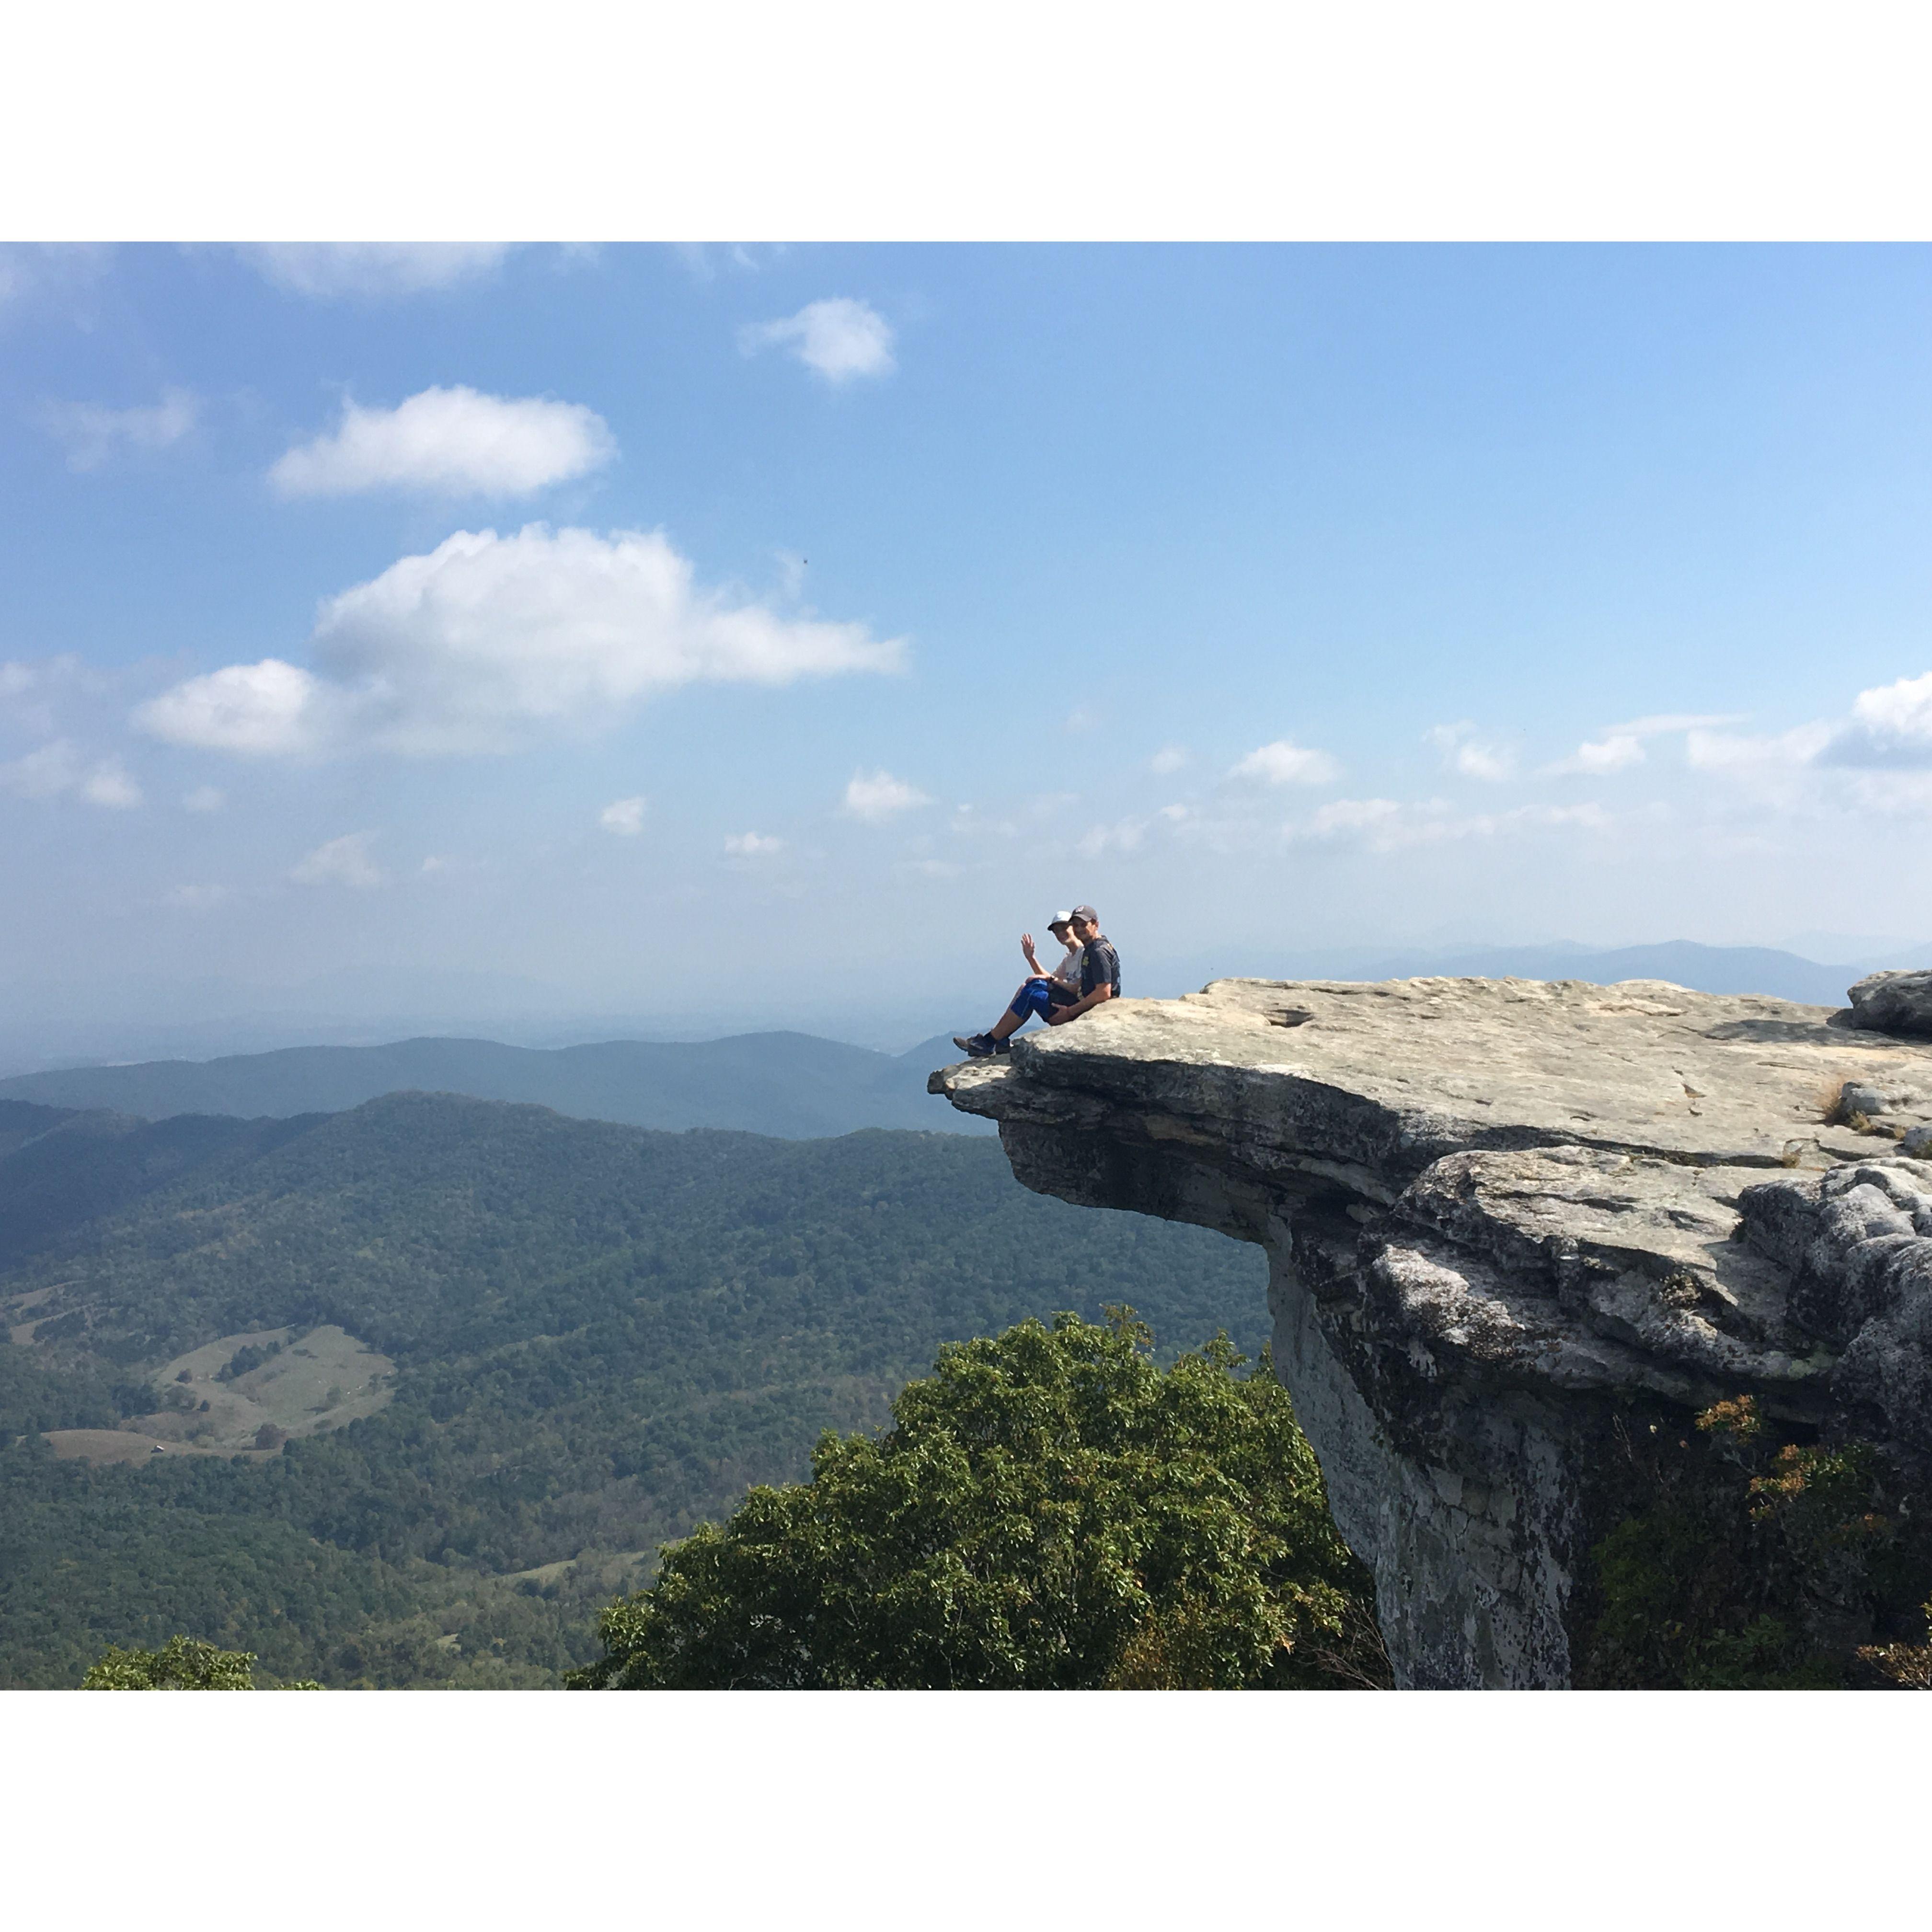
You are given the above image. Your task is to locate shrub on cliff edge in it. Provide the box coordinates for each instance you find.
[570,1308,1387,1690]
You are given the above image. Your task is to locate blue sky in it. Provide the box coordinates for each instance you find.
[3,242,1931,1042]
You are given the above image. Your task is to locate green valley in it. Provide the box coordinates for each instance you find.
[0,1090,1269,1686]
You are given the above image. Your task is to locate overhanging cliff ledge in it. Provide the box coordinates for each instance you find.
[930,976,1932,1688]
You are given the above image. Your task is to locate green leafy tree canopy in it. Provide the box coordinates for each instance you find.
[82,1634,260,1689]
[572,1309,1388,1690]
[80,1634,321,1689]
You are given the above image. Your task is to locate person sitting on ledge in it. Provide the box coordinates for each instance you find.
[954,906,1119,1058]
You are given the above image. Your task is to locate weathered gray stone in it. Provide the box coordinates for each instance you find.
[930,976,1932,1688]
[1848,969,1932,1037]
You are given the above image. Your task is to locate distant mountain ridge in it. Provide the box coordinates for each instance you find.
[0,1032,985,1138]
[0,941,1905,1133]
[1316,940,1885,1008]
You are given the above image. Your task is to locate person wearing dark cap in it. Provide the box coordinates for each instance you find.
[953,905,1120,1058]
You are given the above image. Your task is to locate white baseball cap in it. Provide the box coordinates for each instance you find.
[1048,909,1075,927]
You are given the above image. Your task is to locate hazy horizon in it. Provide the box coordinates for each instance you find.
[5,929,1925,1080]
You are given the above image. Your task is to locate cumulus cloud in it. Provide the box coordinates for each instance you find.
[739,299,896,383]
[0,739,140,807]
[600,796,647,836]
[270,387,615,498]
[1819,669,1932,768]
[724,830,783,857]
[842,770,930,821]
[290,832,383,888]
[1229,739,1342,786]
[1426,722,1515,782]
[1547,712,1742,776]
[41,389,198,472]
[134,525,906,759]
[1150,745,1189,775]
[139,658,326,758]
[1551,733,1646,775]
[244,244,512,299]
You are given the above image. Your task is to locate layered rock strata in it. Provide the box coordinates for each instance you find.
[930,976,1932,1688]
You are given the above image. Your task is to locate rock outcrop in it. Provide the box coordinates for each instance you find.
[1849,969,1932,1038]
[930,976,1932,1687]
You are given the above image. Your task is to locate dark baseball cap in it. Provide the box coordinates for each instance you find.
[1070,905,1099,923]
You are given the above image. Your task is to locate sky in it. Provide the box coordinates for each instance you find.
[2,242,1931,1049]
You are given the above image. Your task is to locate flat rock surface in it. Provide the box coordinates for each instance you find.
[938,976,1932,1170]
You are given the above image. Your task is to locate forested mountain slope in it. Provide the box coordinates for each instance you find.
[0,1093,1263,1686]
[0,1032,987,1138]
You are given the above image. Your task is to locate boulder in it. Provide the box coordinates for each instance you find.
[931,975,1932,1687]
[1848,969,1932,1037]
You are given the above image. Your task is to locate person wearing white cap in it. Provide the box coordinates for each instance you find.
[1024,911,1085,997]
[953,905,1119,1058]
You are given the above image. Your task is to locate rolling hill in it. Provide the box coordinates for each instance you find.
[0,1091,1266,1686]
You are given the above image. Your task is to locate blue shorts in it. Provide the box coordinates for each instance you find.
[1008,980,1076,1023]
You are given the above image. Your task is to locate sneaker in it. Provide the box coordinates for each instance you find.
[952,1032,996,1058]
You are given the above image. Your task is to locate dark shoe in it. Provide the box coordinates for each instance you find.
[953,1033,996,1058]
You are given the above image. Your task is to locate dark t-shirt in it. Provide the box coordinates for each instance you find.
[1080,937,1121,1000]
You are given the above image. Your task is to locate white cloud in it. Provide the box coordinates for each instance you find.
[183,785,225,812]
[270,387,615,498]
[167,884,228,909]
[290,832,383,888]
[1552,733,1646,775]
[134,525,907,760]
[1821,669,1932,768]
[843,770,931,821]
[139,658,326,758]
[1426,722,1515,782]
[1685,723,1835,771]
[244,244,511,299]
[1229,739,1342,786]
[41,388,198,472]
[724,830,783,857]
[80,761,141,808]
[1546,711,1744,776]
[0,740,81,800]
[600,796,647,836]
[739,298,896,383]
[0,739,140,807]
[1150,746,1189,775]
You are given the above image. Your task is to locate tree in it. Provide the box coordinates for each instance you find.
[82,1635,259,1689]
[570,1310,1388,1690]
[80,1634,322,1688]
